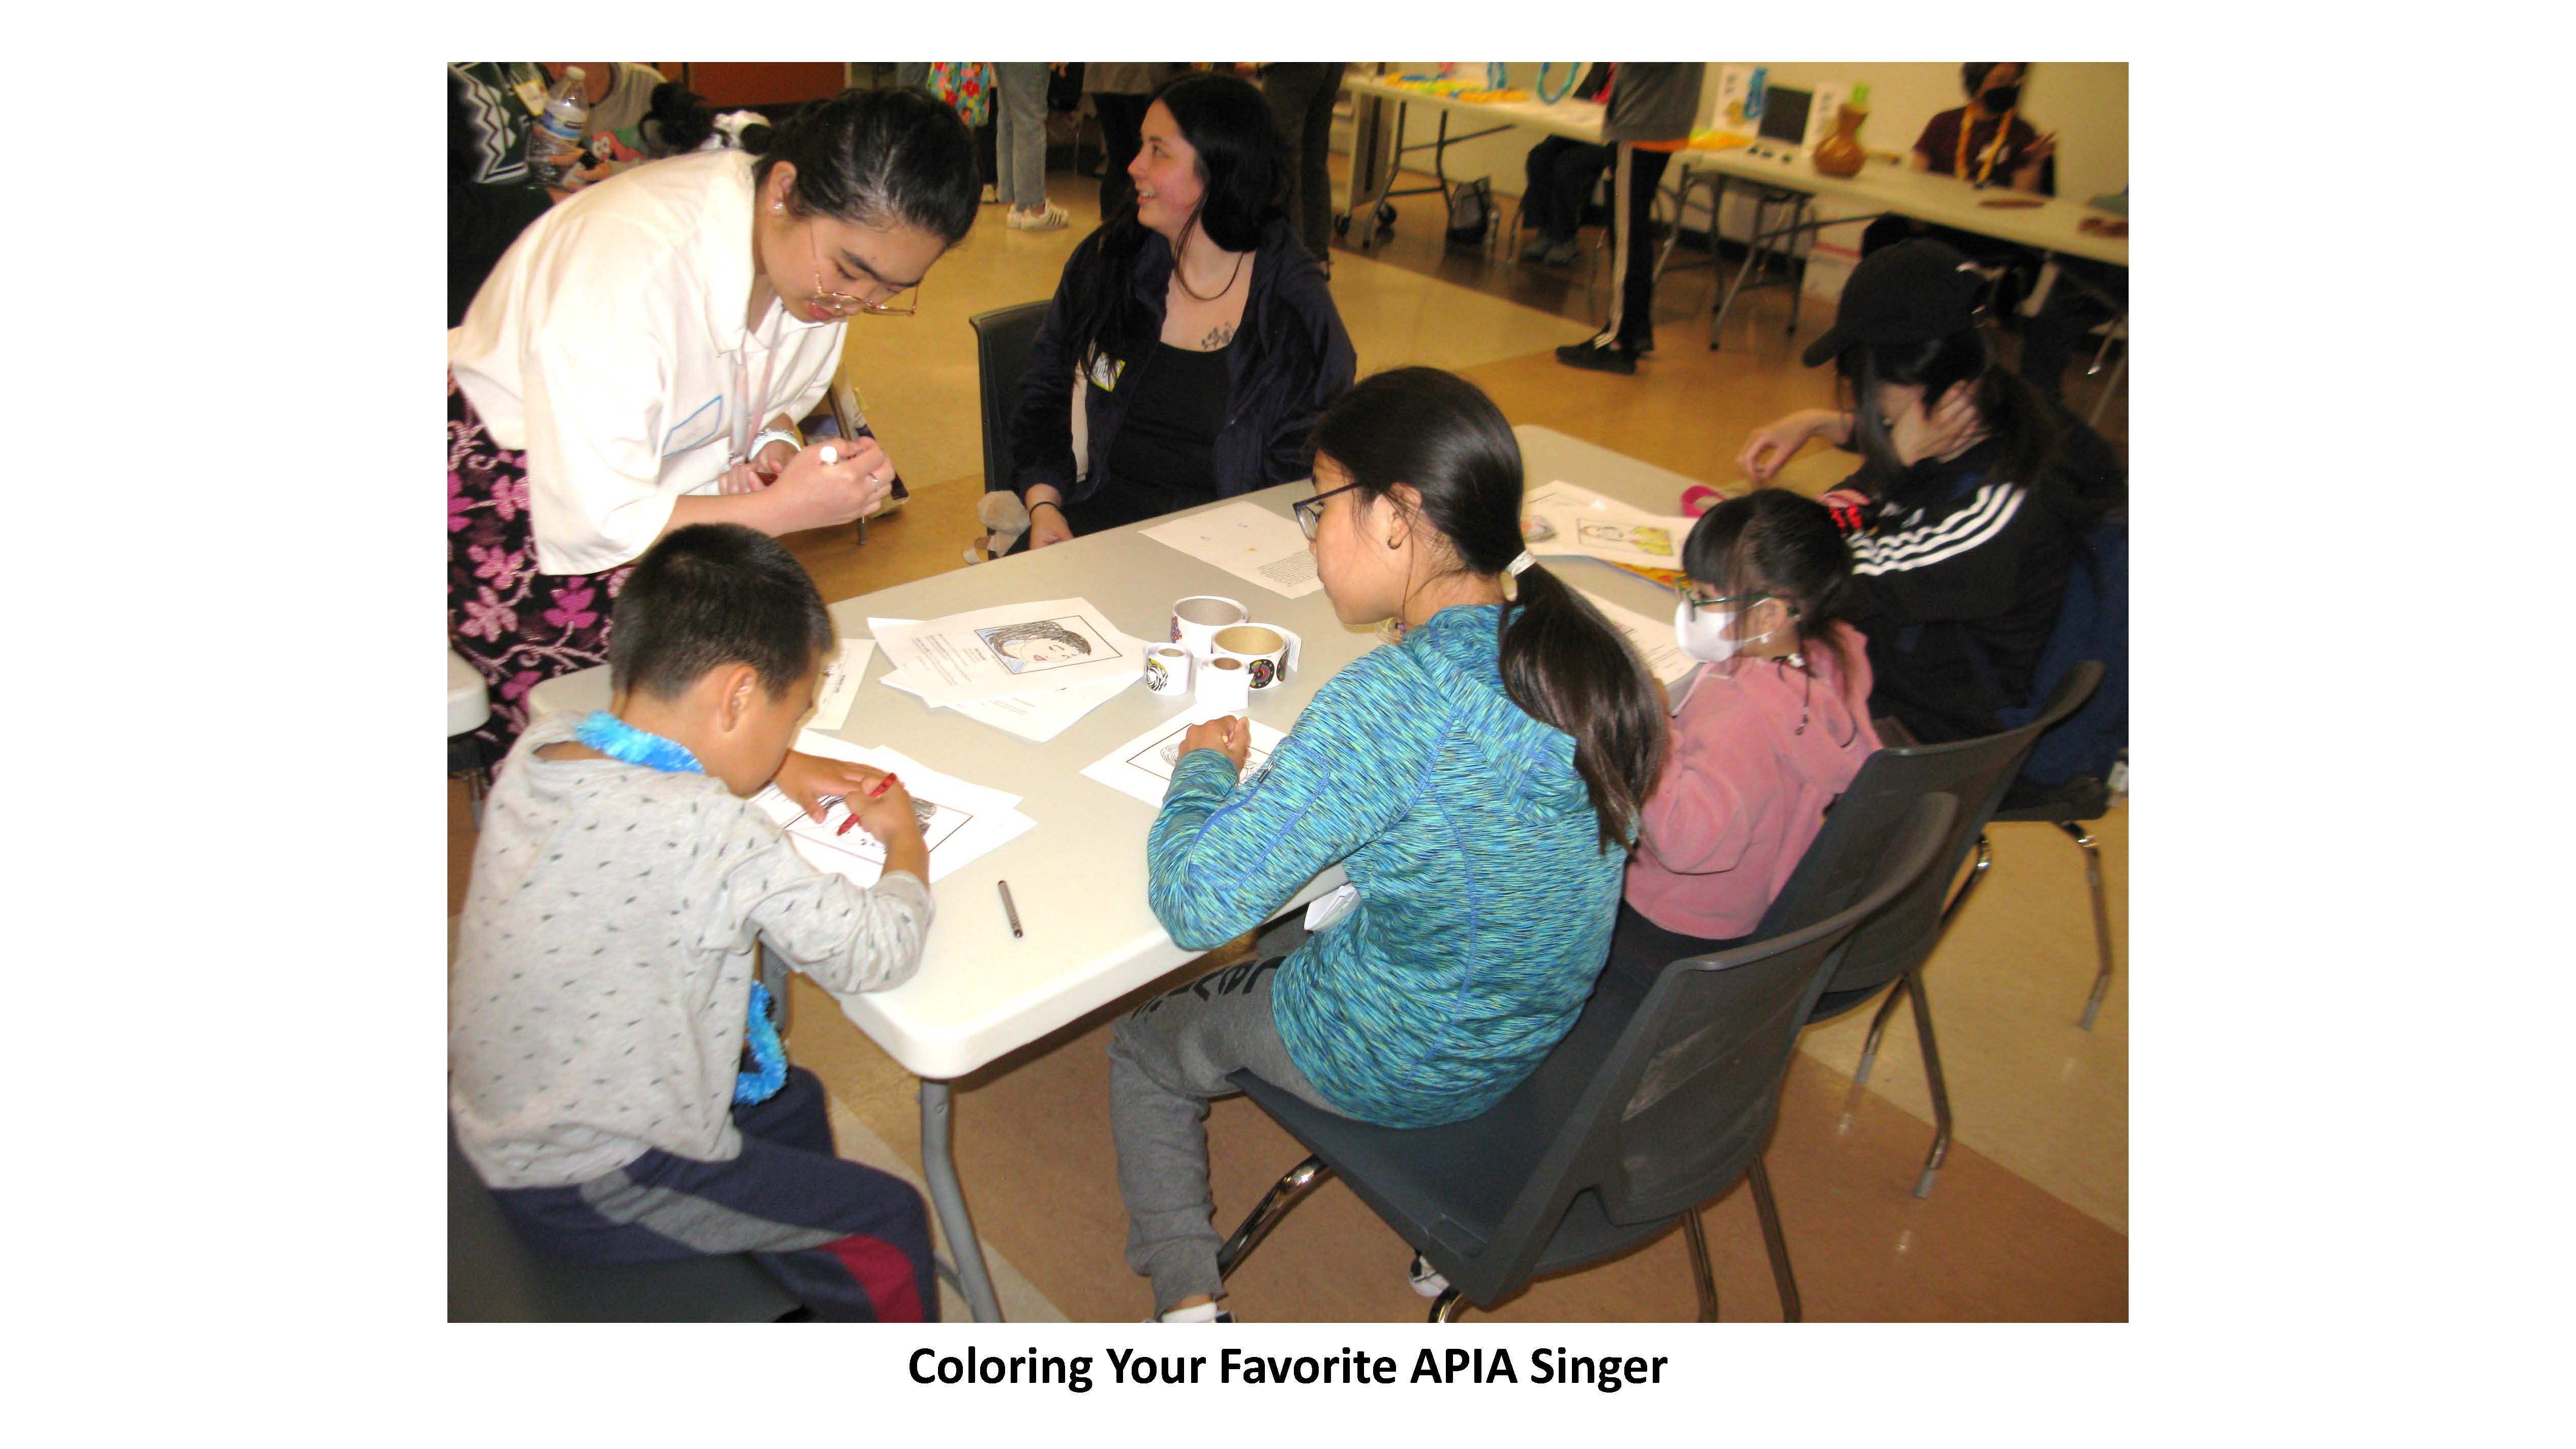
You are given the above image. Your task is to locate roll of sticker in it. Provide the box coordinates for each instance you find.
[1144,645,1193,697]
[1195,654,1251,714]
[1209,623,1303,691]
[1170,595,1249,659]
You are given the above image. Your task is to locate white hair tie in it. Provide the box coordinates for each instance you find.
[1505,550,1536,577]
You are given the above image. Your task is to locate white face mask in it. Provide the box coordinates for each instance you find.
[1674,599,1770,664]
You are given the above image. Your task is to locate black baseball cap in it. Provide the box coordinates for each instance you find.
[1800,238,1988,368]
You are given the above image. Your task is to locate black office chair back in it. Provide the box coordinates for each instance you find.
[1750,662,2101,1003]
[1450,793,1955,1299]
[967,300,1051,494]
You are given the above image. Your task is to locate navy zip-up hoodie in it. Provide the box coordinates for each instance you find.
[1008,216,1356,506]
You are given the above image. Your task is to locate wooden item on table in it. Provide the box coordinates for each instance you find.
[1812,104,1868,177]
[1978,196,2044,209]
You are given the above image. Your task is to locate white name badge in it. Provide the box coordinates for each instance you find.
[661,395,726,458]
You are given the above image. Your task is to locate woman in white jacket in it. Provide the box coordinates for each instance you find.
[448,86,979,758]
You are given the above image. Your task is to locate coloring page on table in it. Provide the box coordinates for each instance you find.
[1131,721,1276,782]
[783,792,975,880]
[873,598,1139,707]
[1522,482,1693,569]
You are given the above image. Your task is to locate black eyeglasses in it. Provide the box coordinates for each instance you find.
[1292,480,1364,540]
[1675,584,1772,620]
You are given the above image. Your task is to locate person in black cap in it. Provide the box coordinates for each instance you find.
[1734,239,2122,744]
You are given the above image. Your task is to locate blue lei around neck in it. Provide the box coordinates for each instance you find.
[569,711,785,1106]
[573,710,706,775]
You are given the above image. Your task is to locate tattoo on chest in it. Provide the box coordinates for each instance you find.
[1201,323,1235,349]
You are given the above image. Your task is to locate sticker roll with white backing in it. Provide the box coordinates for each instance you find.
[1209,623,1302,692]
[1143,645,1193,697]
[1195,654,1252,714]
[1170,595,1249,658]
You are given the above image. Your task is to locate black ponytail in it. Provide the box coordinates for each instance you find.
[1311,368,1666,853]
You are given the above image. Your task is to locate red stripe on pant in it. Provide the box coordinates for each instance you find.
[820,1232,928,1322]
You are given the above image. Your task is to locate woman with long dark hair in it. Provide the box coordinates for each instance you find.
[1008,71,1355,549]
[1106,368,1665,1320]
[1735,238,2122,743]
[449,86,980,762]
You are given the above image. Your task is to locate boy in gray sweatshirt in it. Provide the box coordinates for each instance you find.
[450,523,938,1320]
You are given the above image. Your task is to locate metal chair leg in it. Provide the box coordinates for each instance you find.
[2059,820,2115,1030]
[1906,966,1954,1199]
[1746,1156,1801,1321]
[1429,1287,1467,1322]
[1855,973,1907,1086]
[1785,197,1808,335]
[1941,833,1994,928]
[1679,1203,1722,1322]
[1215,1154,1332,1281]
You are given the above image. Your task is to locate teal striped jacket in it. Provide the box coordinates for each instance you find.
[1148,603,1626,1128]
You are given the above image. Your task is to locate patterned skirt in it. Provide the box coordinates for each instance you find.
[447,369,633,762]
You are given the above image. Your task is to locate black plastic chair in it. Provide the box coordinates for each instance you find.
[967,300,1051,494]
[1214,792,1957,1322]
[1793,660,2104,1198]
[447,1130,800,1322]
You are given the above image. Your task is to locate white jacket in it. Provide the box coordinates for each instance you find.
[449,150,846,574]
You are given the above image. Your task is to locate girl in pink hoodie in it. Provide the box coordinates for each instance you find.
[1623,490,1882,944]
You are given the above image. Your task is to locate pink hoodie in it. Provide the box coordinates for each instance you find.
[1625,622,1883,940]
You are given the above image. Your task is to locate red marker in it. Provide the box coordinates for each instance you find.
[838,773,898,834]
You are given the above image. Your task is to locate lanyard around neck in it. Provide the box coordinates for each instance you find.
[731,304,786,467]
[1957,106,2016,186]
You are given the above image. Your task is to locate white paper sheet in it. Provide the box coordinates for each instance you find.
[1574,587,1700,687]
[1522,481,1697,569]
[870,597,1143,707]
[869,616,1140,742]
[1080,713,1291,809]
[756,734,1034,884]
[880,662,1136,743]
[803,639,875,732]
[1139,501,1324,598]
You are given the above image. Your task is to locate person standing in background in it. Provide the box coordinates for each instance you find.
[1555,63,1703,376]
[1087,63,1189,218]
[1517,63,1612,267]
[995,63,1069,230]
[1258,63,1348,264]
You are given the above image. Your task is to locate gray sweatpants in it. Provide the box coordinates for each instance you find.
[993,62,1050,210]
[1107,952,1346,1314]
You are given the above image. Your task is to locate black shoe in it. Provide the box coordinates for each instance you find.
[1556,340,1637,375]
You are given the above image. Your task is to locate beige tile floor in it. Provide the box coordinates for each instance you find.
[450,153,2128,1320]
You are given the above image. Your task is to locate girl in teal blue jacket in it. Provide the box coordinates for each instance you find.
[1109,368,1666,1320]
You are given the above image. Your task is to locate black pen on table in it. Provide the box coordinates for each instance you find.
[996,879,1024,939]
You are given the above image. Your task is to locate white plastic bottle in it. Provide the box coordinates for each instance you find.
[525,67,590,189]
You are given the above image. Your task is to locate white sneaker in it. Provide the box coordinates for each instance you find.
[981,184,999,204]
[1008,202,1070,232]
[1150,1301,1236,1322]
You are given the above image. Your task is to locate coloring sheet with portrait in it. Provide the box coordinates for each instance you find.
[1521,481,1695,570]
[870,597,1140,708]
[753,734,1035,885]
[802,638,875,733]
[1081,714,1290,809]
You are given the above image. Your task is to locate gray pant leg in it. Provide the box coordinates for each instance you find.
[995,63,1048,209]
[1107,956,1341,1314]
[895,62,930,93]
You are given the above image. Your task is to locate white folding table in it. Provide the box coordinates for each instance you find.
[530,426,1713,1319]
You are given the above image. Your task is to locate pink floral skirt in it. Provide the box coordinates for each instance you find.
[447,369,632,761]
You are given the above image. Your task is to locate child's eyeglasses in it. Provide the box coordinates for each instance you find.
[1676,585,1772,619]
[1292,480,1365,540]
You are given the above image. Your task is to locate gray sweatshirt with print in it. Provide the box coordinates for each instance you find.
[450,713,934,1190]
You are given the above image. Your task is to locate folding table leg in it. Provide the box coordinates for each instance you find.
[919,1079,1004,1322]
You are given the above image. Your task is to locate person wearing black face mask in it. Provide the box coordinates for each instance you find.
[1858,63,2056,261]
